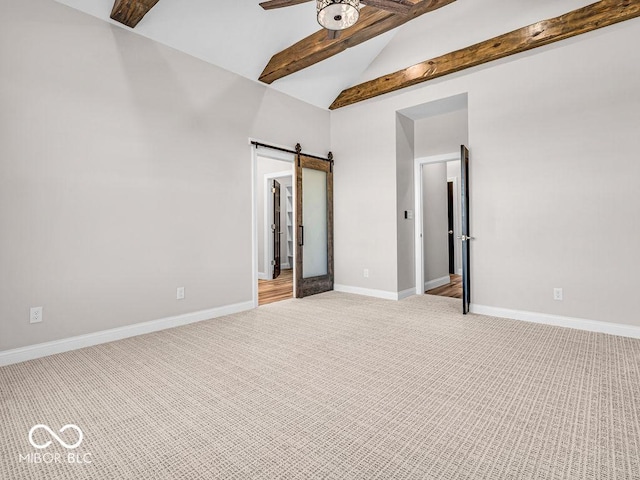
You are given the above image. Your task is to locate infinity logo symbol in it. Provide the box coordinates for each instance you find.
[28,424,83,450]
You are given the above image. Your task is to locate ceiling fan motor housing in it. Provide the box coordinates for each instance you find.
[317,0,360,30]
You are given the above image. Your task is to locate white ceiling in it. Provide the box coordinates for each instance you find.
[54,0,595,110]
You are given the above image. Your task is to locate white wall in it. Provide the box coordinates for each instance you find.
[414,109,469,158]
[331,18,640,327]
[396,113,414,292]
[422,163,449,286]
[0,0,329,351]
[333,106,398,293]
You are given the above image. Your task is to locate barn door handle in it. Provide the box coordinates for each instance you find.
[298,226,304,246]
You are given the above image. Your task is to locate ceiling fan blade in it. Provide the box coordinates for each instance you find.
[361,0,412,15]
[259,0,314,10]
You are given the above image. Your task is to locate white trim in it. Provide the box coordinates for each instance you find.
[265,171,292,178]
[251,145,259,308]
[397,288,415,300]
[334,285,414,301]
[258,272,269,280]
[281,263,291,270]
[457,268,462,275]
[415,152,460,165]
[0,301,255,367]
[470,304,640,339]
[335,284,399,300]
[424,275,450,291]
[414,152,460,296]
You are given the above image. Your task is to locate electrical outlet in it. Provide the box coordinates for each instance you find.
[30,306,43,324]
[363,269,369,278]
[176,287,185,300]
[553,288,563,301]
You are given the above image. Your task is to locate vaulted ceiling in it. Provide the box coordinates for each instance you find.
[54,0,633,109]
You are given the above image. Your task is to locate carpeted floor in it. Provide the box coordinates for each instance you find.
[1,292,639,479]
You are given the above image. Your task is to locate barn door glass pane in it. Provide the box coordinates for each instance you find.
[302,168,328,278]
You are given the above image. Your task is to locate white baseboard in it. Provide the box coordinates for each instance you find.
[470,304,640,339]
[397,288,415,300]
[0,301,255,367]
[334,284,398,300]
[281,263,290,270]
[457,268,462,275]
[334,285,415,301]
[424,275,451,291]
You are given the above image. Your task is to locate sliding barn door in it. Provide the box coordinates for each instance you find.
[295,154,334,298]
[460,145,472,314]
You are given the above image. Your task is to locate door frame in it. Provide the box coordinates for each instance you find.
[413,152,460,296]
[262,171,292,280]
[251,143,295,308]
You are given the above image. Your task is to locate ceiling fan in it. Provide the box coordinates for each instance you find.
[259,0,413,33]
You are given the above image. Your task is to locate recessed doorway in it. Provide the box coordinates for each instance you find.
[414,147,471,310]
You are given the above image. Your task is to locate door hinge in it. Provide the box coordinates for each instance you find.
[272,187,276,193]
[271,260,276,266]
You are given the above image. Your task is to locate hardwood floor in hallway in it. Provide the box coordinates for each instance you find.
[258,269,293,305]
[426,274,462,299]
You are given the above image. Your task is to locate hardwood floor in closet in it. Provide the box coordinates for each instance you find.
[258,269,293,305]
[426,274,462,299]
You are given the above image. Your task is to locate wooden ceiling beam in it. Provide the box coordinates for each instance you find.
[361,0,414,15]
[259,0,456,85]
[110,0,160,28]
[330,0,640,109]
[259,0,311,10]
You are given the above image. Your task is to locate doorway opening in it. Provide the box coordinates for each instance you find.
[252,141,335,306]
[416,153,463,300]
[399,93,471,312]
[253,148,295,306]
[424,175,462,299]
[415,146,471,311]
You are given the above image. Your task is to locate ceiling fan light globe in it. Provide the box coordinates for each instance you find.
[317,0,360,31]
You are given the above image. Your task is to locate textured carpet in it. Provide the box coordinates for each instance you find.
[1,292,640,479]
